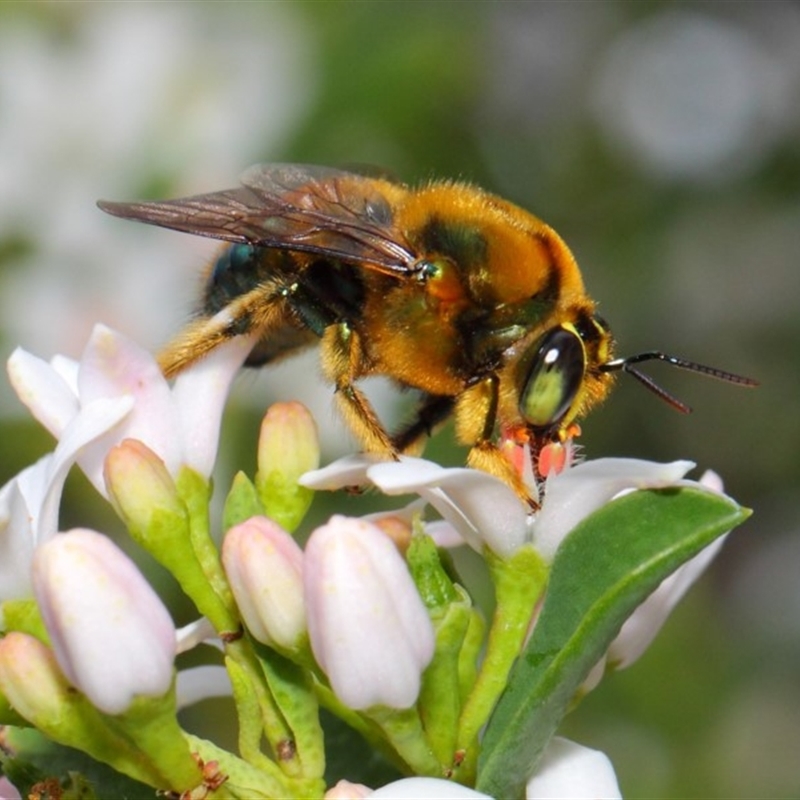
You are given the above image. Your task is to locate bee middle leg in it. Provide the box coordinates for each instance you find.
[321,325,396,456]
[391,394,455,456]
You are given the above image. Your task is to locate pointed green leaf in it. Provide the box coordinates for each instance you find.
[477,487,750,798]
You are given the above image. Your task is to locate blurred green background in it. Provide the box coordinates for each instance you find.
[1,2,798,797]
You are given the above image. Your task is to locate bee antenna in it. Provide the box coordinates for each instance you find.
[600,351,759,414]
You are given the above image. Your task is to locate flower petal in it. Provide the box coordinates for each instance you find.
[532,458,695,561]
[366,458,528,558]
[7,347,79,438]
[324,780,373,799]
[369,777,492,798]
[0,460,48,600]
[176,617,219,654]
[77,325,182,476]
[300,453,383,491]
[172,334,256,477]
[525,737,621,800]
[53,395,135,503]
[175,665,232,709]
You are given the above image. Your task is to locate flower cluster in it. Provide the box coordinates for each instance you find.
[0,326,749,799]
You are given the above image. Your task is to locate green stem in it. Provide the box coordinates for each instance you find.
[177,468,239,632]
[418,595,472,768]
[454,545,547,783]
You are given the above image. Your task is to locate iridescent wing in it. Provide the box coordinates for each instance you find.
[98,163,418,275]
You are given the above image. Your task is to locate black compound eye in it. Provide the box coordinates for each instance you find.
[520,327,586,429]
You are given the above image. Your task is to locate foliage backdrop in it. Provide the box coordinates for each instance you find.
[0,3,797,797]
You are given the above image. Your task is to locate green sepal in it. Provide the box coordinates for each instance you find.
[251,643,326,781]
[366,705,441,777]
[418,588,473,767]
[1,598,47,640]
[476,487,751,798]
[223,471,266,532]
[0,692,27,727]
[113,689,204,791]
[457,609,485,705]
[184,732,325,800]
[9,662,201,793]
[255,467,314,535]
[406,531,459,610]
[174,466,240,632]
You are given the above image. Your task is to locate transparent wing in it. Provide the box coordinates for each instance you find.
[98,163,418,275]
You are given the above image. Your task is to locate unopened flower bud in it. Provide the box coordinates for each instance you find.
[256,402,319,532]
[222,516,306,650]
[32,528,176,714]
[304,516,435,710]
[0,632,73,725]
[104,438,185,531]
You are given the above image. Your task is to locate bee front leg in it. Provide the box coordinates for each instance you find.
[455,377,538,508]
[321,325,396,457]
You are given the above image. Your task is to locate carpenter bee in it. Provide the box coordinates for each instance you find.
[99,164,756,503]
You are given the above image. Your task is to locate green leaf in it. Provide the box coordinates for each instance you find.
[476,487,750,799]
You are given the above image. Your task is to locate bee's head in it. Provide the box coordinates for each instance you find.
[516,312,614,441]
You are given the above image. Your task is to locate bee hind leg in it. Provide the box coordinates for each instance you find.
[391,394,455,456]
[158,282,290,378]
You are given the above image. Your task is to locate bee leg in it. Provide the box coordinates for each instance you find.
[456,377,538,508]
[391,394,455,456]
[158,282,288,377]
[321,325,396,457]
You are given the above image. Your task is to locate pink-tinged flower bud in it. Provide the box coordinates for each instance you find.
[221,516,306,649]
[256,402,320,532]
[0,776,21,800]
[323,779,372,799]
[0,632,72,725]
[32,529,176,715]
[104,439,184,527]
[304,516,435,710]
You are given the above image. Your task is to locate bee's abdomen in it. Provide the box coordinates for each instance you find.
[202,243,265,314]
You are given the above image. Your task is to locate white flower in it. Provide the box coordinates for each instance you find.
[301,454,698,562]
[304,515,435,710]
[364,737,620,799]
[582,469,730,690]
[369,777,491,798]
[530,457,696,561]
[1,387,132,597]
[8,324,254,495]
[525,737,621,799]
[32,528,176,715]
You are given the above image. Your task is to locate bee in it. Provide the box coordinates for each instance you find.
[98,164,757,504]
